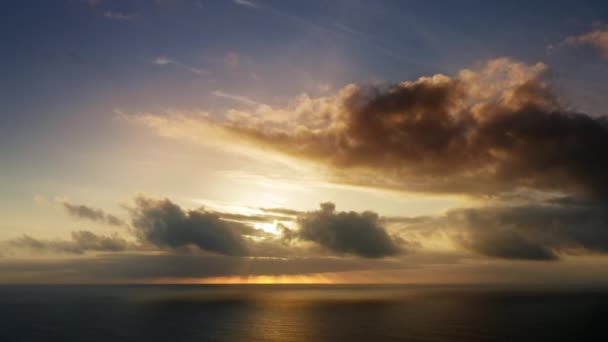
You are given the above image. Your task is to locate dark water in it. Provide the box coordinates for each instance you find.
[0,285,606,342]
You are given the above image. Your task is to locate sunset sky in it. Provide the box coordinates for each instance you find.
[2,0,608,284]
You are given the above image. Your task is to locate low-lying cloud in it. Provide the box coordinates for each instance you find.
[450,203,608,260]
[129,196,251,256]
[7,230,132,254]
[4,196,608,284]
[388,200,608,261]
[295,202,401,258]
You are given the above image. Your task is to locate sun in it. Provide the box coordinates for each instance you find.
[254,221,281,235]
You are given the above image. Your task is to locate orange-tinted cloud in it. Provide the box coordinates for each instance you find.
[563,28,608,57]
[217,58,608,199]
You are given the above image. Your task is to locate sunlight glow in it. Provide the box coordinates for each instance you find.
[254,221,281,235]
[149,274,334,284]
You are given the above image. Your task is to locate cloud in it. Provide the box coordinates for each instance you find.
[124,197,405,259]
[152,56,208,76]
[62,202,125,227]
[449,203,608,260]
[153,56,172,65]
[212,58,608,200]
[6,193,608,283]
[0,253,400,283]
[212,90,260,106]
[563,28,608,57]
[103,11,132,21]
[295,202,401,258]
[50,196,608,261]
[233,0,258,8]
[6,195,299,258]
[7,230,131,255]
[129,195,250,256]
[389,199,608,261]
[455,213,559,261]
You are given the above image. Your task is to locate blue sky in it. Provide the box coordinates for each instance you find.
[3,0,608,116]
[3,0,607,187]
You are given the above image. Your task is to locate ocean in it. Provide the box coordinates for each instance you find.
[0,284,606,341]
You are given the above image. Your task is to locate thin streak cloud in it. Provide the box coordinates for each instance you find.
[152,56,209,76]
[233,0,258,8]
[212,90,261,106]
[61,201,125,227]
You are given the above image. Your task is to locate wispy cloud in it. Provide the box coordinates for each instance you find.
[152,56,209,76]
[153,56,172,65]
[7,230,132,255]
[228,0,429,67]
[62,201,125,227]
[104,11,133,21]
[212,90,260,106]
[562,28,608,57]
[233,0,258,8]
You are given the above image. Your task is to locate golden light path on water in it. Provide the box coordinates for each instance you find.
[149,274,334,284]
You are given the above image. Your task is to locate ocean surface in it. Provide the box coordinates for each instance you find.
[0,284,606,341]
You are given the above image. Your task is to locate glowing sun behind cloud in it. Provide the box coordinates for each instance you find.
[254,221,281,235]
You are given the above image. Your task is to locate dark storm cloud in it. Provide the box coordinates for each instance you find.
[296,202,401,258]
[222,59,608,199]
[62,202,125,227]
[129,196,250,256]
[7,230,132,254]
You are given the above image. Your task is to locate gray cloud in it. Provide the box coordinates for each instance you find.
[129,196,250,256]
[12,190,608,280]
[449,203,608,260]
[62,202,125,227]
[388,201,608,261]
[460,223,559,261]
[7,230,132,255]
[296,202,401,258]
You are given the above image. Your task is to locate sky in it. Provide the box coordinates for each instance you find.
[2,0,608,284]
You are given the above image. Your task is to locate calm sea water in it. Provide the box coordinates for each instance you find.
[0,284,606,342]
